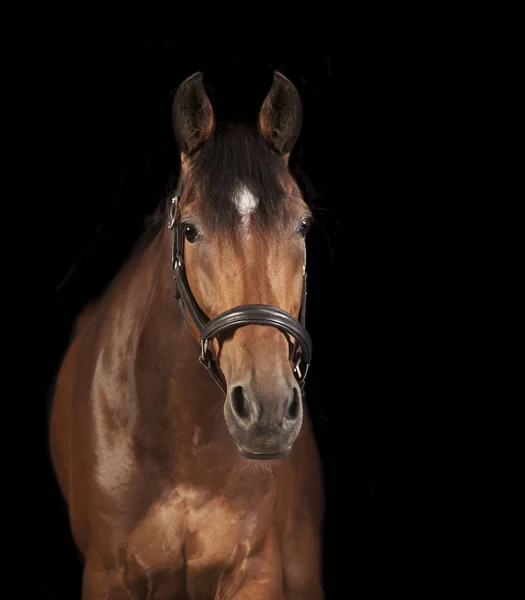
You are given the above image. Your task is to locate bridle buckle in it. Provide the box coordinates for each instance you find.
[293,353,310,387]
[167,195,179,230]
[199,338,211,369]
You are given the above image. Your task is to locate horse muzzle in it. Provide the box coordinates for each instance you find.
[224,379,303,460]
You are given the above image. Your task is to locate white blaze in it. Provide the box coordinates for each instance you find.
[234,185,258,218]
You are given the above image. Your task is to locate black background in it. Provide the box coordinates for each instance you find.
[44,47,449,598]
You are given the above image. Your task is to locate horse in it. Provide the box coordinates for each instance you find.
[50,70,325,599]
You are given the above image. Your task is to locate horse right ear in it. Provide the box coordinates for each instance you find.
[172,72,215,157]
[258,71,302,164]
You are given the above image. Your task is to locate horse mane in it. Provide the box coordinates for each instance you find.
[184,122,297,231]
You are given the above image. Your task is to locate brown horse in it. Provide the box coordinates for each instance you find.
[51,71,324,599]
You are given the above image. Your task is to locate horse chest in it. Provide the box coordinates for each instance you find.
[125,484,263,589]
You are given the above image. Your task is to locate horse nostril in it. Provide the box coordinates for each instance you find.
[231,386,250,421]
[286,388,300,420]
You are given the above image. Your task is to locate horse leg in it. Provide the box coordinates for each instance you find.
[227,581,324,600]
[82,557,111,600]
[227,580,281,600]
[82,552,131,600]
[281,514,324,600]
[214,531,283,600]
[284,586,325,600]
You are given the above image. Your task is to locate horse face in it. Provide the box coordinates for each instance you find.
[182,187,311,458]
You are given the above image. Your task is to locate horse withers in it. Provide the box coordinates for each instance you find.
[51,70,325,599]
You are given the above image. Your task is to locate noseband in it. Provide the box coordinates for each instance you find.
[167,180,312,395]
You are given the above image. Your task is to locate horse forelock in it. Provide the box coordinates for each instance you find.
[182,123,301,232]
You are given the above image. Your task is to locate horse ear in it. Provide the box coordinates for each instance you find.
[172,71,215,157]
[258,71,302,163]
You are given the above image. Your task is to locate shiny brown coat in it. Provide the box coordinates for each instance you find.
[50,71,324,599]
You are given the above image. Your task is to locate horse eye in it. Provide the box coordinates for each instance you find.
[182,222,199,243]
[298,215,313,237]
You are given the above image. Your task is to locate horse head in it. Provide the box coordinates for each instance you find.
[171,71,312,460]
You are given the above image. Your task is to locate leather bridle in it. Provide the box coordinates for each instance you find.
[167,178,313,395]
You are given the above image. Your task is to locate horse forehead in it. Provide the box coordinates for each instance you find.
[233,185,258,217]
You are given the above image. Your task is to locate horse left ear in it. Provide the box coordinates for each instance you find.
[258,71,302,164]
[172,71,215,159]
